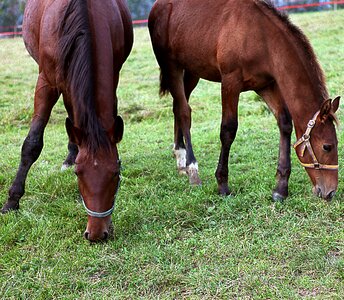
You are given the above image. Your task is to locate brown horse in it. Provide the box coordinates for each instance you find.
[1,0,133,241]
[149,0,340,200]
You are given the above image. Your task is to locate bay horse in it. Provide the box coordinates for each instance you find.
[1,0,133,241]
[149,0,340,201]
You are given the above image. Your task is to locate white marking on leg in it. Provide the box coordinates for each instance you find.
[61,164,70,171]
[187,162,201,185]
[187,162,199,175]
[173,147,187,173]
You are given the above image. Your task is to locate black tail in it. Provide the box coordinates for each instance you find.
[58,0,108,153]
[148,2,173,97]
[159,66,170,97]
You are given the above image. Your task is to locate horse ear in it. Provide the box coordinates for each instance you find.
[331,96,340,113]
[319,99,332,122]
[112,115,124,144]
[65,118,83,145]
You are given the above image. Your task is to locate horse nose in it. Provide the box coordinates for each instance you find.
[314,186,336,201]
[84,230,109,242]
[324,190,336,201]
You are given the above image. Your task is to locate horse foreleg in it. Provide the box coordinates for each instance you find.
[215,75,241,195]
[1,74,59,213]
[273,108,292,201]
[61,95,78,171]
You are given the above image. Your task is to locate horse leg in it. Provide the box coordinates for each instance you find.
[173,71,199,175]
[215,73,241,195]
[61,94,78,170]
[61,140,78,171]
[170,68,201,185]
[1,74,59,212]
[257,86,292,201]
[272,108,292,201]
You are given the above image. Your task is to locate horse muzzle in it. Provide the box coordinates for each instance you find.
[313,185,336,201]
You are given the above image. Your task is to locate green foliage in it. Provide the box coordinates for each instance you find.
[127,0,154,20]
[0,10,344,299]
[0,0,25,27]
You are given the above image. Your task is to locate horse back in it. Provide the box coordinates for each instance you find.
[150,0,274,86]
[22,0,133,89]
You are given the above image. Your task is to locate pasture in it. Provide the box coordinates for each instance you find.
[0,10,343,299]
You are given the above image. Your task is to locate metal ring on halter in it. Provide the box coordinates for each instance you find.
[81,175,121,218]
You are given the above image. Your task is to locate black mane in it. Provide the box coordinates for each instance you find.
[58,0,109,153]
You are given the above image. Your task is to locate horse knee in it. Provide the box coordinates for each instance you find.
[21,133,44,162]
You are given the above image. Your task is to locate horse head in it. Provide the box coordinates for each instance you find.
[66,116,124,241]
[294,97,340,200]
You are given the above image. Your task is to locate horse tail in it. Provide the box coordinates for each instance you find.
[148,2,173,97]
[158,61,170,97]
[58,0,107,153]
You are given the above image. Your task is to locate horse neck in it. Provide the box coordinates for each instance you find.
[270,34,328,138]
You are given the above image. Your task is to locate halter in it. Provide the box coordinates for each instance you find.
[81,175,121,218]
[293,111,338,170]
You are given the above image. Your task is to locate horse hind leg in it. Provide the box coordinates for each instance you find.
[1,73,59,213]
[173,71,199,176]
[169,68,201,185]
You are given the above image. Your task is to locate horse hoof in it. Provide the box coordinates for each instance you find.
[61,163,71,171]
[189,175,202,186]
[272,192,285,202]
[186,163,201,186]
[1,201,19,214]
[218,186,232,196]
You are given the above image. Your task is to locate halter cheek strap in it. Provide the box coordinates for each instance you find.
[81,175,121,218]
[293,111,338,171]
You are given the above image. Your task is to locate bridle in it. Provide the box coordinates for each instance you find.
[81,175,121,218]
[293,110,338,170]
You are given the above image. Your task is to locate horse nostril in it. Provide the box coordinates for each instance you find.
[314,187,321,198]
[103,231,109,240]
[326,191,336,200]
[84,231,90,240]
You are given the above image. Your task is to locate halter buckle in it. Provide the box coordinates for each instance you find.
[314,162,320,170]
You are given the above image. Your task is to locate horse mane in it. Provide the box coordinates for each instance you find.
[58,0,109,154]
[255,0,328,101]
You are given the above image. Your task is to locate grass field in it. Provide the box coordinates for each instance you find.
[0,10,344,299]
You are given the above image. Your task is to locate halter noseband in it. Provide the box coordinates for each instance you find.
[81,175,121,218]
[293,111,338,170]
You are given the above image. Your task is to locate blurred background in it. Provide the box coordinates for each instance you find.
[0,0,343,37]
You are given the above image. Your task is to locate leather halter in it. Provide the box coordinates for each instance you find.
[81,175,121,218]
[293,111,338,170]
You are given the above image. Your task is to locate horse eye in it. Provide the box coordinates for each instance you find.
[322,144,332,152]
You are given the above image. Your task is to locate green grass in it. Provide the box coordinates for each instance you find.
[0,10,344,299]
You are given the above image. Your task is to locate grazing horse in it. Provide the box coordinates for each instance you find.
[149,0,340,200]
[1,0,133,241]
